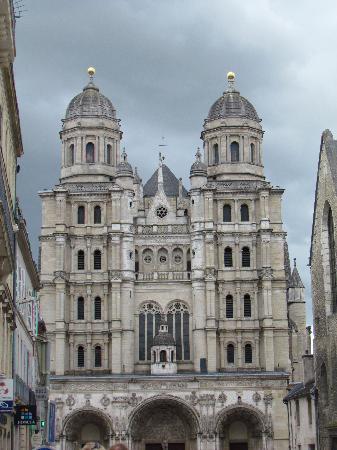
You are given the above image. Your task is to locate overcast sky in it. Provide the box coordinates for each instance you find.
[13,0,337,324]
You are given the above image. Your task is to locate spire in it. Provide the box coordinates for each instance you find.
[290,258,305,288]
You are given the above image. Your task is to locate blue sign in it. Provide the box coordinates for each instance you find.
[0,400,13,413]
[48,401,56,444]
[14,405,37,425]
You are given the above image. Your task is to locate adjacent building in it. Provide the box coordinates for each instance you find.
[39,69,308,450]
[310,129,337,450]
[0,0,23,447]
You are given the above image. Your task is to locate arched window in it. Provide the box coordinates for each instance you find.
[94,346,102,367]
[139,303,162,361]
[94,205,101,224]
[86,142,95,163]
[227,344,234,364]
[240,204,249,222]
[77,206,85,224]
[223,204,232,222]
[160,350,167,362]
[135,249,139,274]
[245,343,253,363]
[242,247,251,267]
[106,144,112,165]
[94,297,101,320]
[143,248,154,266]
[186,249,191,274]
[244,294,251,317]
[230,141,239,162]
[69,144,75,165]
[320,363,329,405]
[158,247,169,266]
[328,208,337,312]
[78,346,85,367]
[250,143,255,163]
[153,351,156,363]
[173,248,183,266]
[213,143,219,165]
[224,247,233,267]
[167,302,190,361]
[226,295,233,318]
[77,250,85,270]
[77,297,84,320]
[94,250,101,270]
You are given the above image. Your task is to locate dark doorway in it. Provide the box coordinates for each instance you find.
[145,444,185,450]
[230,444,248,450]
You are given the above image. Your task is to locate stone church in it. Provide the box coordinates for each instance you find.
[39,69,308,450]
[310,129,337,450]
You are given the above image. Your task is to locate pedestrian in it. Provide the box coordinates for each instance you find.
[108,444,128,450]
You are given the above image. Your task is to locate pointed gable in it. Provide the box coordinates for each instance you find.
[143,164,188,198]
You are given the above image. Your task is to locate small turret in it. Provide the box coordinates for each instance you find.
[190,147,207,189]
[151,318,177,375]
[115,148,134,189]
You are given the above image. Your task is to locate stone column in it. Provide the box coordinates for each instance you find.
[192,280,207,372]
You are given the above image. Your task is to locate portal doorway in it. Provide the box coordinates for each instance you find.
[230,444,248,450]
[145,445,184,450]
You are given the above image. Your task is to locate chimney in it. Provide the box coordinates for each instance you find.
[302,353,314,385]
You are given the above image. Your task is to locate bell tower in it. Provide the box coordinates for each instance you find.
[60,67,122,182]
[202,72,264,181]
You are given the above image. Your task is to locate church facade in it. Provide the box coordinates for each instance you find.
[39,69,307,450]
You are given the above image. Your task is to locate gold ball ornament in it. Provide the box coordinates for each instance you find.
[227,71,235,81]
[87,67,96,77]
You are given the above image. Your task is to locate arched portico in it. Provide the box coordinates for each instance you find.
[216,403,272,450]
[61,407,113,450]
[128,395,200,450]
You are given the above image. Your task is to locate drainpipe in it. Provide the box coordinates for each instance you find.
[283,398,292,450]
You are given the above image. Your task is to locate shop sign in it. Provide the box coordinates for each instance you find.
[35,386,48,401]
[0,378,14,413]
[14,404,37,425]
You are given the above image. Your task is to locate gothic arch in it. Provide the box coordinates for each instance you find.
[128,394,200,441]
[138,300,163,314]
[62,406,113,446]
[165,299,190,314]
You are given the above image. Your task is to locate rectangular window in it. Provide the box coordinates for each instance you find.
[146,313,153,361]
[175,313,182,360]
[183,312,190,360]
[307,396,312,425]
[296,399,300,426]
[139,313,145,361]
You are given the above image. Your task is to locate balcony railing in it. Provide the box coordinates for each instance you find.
[135,271,191,281]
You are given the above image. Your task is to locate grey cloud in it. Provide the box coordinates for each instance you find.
[14,0,337,324]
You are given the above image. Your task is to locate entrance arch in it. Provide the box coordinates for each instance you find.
[62,407,113,450]
[129,395,199,450]
[216,403,270,450]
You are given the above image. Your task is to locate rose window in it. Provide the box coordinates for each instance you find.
[156,206,168,218]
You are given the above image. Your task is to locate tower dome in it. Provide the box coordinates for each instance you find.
[207,72,260,122]
[65,70,116,120]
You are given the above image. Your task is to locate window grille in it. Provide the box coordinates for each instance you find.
[242,247,251,267]
[94,250,101,270]
[245,343,252,363]
[77,297,84,320]
[94,346,102,367]
[78,250,85,270]
[94,205,101,224]
[244,294,251,317]
[94,297,101,320]
[78,346,84,367]
[226,295,233,318]
[224,247,233,267]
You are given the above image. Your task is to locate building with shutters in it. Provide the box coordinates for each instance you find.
[39,69,308,450]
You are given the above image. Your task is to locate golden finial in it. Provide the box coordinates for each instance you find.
[87,66,96,81]
[227,71,236,92]
[227,71,235,81]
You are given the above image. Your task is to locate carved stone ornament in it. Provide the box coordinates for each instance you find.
[84,393,91,406]
[65,394,76,409]
[252,392,262,405]
[185,391,198,406]
[128,393,142,407]
[258,267,274,280]
[100,394,111,408]
[205,268,216,281]
[263,393,273,406]
[218,392,227,406]
[109,270,122,281]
